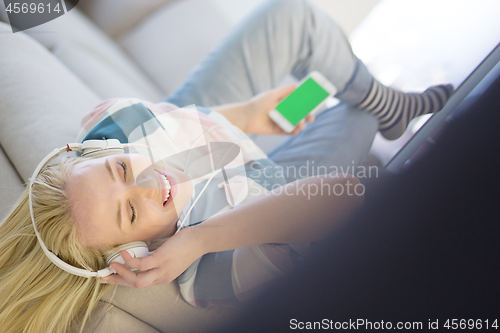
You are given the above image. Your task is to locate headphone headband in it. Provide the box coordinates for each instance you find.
[29,139,128,278]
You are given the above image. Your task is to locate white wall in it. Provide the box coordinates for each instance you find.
[312,0,381,37]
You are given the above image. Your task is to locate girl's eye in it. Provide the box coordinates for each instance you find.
[118,162,127,181]
[119,161,135,223]
[129,201,137,224]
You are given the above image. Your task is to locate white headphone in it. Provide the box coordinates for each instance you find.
[28,139,150,278]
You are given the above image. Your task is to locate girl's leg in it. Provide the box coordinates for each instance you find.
[166,0,452,141]
[165,0,379,181]
[166,0,370,107]
[167,0,377,181]
[165,0,450,178]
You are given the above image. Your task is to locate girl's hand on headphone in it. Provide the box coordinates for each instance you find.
[101,227,204,288]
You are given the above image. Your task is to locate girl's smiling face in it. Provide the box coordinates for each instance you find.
[66,153,193,248]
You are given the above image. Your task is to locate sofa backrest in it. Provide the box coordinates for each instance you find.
[76,0,177,39]
[0,22,101,182]
[1,5,166,102]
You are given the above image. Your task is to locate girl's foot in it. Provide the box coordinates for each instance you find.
[357,79,454,140]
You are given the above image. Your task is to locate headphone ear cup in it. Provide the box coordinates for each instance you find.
[81,139,125,158]
[104,241,150,271]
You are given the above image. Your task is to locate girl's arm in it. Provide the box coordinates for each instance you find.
[103,174,363,288]
[194,174,363,252]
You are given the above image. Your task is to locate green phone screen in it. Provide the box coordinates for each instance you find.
[275,77,330,126]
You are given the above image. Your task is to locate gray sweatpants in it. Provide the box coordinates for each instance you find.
[166,0,378,182]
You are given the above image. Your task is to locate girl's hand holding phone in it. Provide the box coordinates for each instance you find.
[268,72,337,133]
[245,84,316,135]
[214,84,315,136]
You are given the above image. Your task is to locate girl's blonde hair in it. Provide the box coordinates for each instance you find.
[0,157,115,333]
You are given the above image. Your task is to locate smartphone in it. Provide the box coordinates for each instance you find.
[269,71,337,133]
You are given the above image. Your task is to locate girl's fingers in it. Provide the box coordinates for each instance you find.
[282,83,296,94]
[105,262,159,288]
[305,114,315,123]
[104,262,137,286]
[133,268,162,288]
[274,84,295,100]
[120,251,140,269]
[101,272,130,287]
[291,121,306,135]
[121,250,157,272]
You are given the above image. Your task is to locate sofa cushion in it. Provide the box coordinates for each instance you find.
[83,283,238,333]
[81,302,161,333]
[17,8,165,102]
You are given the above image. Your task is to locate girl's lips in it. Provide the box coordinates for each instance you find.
[155,170,177,208]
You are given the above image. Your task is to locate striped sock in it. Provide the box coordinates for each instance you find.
[357,79,454,140]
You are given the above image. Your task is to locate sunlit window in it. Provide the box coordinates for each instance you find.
[349,0,500,164]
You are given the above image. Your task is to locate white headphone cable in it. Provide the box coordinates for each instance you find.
[176,121,249,231]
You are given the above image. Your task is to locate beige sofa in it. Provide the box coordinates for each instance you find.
[0,0,272,331]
